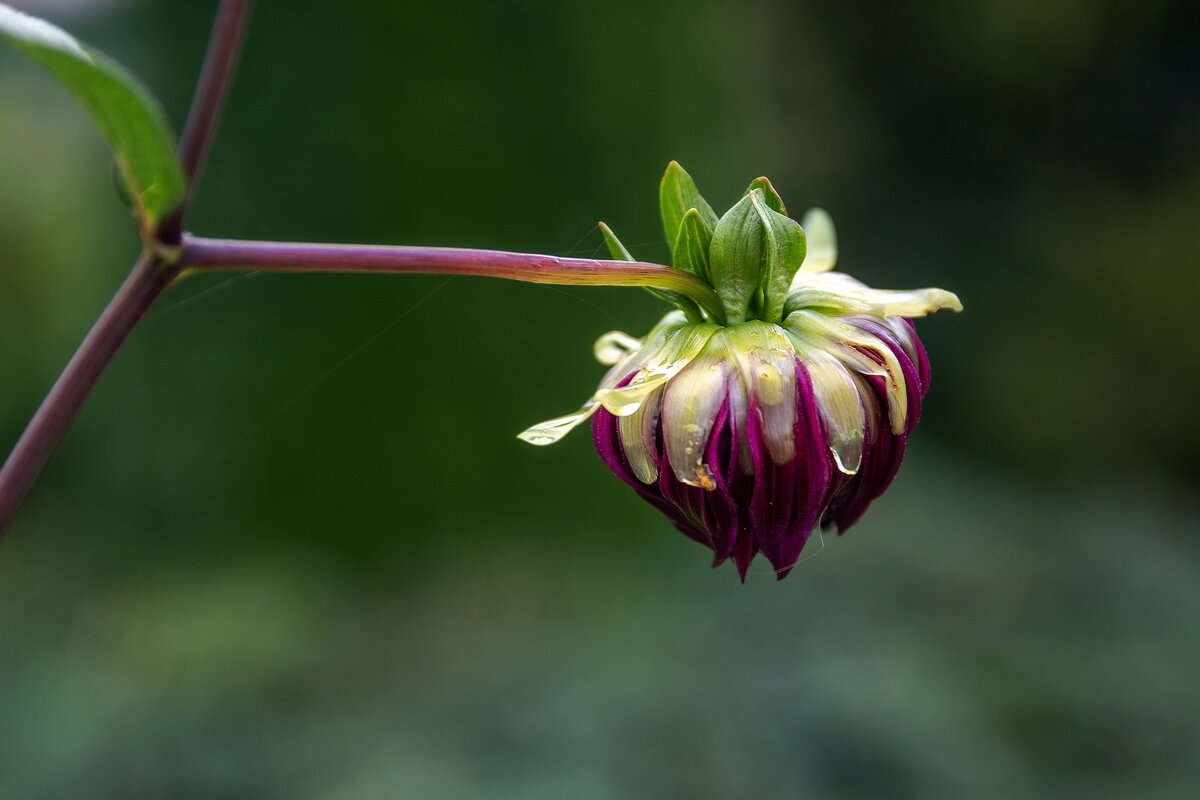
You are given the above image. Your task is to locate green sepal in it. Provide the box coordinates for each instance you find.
[708,191,765,324]
[671,208,713,284]
[745,176,786,215]
[599,221,705,323]
[0,3,186,231]
[598,220,635,261]
[709,189,807,324]
[749,191,806,322]
[659,161,719,255]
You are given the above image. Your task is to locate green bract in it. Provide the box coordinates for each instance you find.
[603,162,821,326]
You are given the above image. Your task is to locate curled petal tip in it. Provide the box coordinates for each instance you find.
[517,405,597,446]
[941,290,964,313]
[593,330,641,365]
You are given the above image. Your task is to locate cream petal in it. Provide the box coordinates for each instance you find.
[517,402,599,445]
[593,330,643,366]
[792,272,961,319]
[595,322,720,417]
[882,315,921,365]
[783,287,874,317]
[788,310,908,435]
[519,311,687,446]
[858,287,963,317]
[619,384,664,484]
[661,341,729,488]
[784,325,866,474]
[806,353,866,475]
[726,363,754,475]
[726,322,797,465]
[797,207,838,276]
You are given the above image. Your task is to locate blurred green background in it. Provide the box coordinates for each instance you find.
[2,0,1198,796]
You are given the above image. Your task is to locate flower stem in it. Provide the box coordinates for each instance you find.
[0,257,178,536]
[178,234,724,311]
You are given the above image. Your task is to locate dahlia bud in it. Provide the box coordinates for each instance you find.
[520,163,961,579]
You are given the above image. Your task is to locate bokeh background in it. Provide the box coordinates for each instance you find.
[2,0,1198,796]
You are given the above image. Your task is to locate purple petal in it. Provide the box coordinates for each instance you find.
[594,397,709,546]
[898,318,932,394]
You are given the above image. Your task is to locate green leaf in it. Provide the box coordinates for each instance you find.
[0,3,185,230]
[745,176,786,215]
[671,208,713,283]
[659,161,719,253]
[708,191,764,325]
[598,221,635,261]
[750,191,806,322]
[599,221,705,323]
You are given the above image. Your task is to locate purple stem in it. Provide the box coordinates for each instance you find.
[178,235,723,307]
[0,257,177,534]
[159,0,255,243]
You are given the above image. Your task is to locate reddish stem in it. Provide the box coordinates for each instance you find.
[178,234,722,307]
[0,257,177,535]
[159,0,255,243]
[0,0,254,537]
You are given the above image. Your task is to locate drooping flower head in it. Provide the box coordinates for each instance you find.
[520,163,961,579]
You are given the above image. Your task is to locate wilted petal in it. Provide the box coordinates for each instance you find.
[517,402,600,445]
[593,330,642,365]
[886,317,931,392]
[797,272,961,318]
[826,372,907,532]
[595,322,720,416]
[858,287,962,317]
[619,384,664,483]
[848,316,923,435]
[520,313,688,444]
[661,343,728,488]
[782,322,866,474]
[726,322,797,465]
[796,207,838,275]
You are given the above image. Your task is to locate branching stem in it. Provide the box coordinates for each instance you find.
[0,0,254,538]
[0,257,178,533]
[159,0,255,244]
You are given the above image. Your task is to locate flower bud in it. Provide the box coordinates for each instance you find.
[520,165,960,580]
